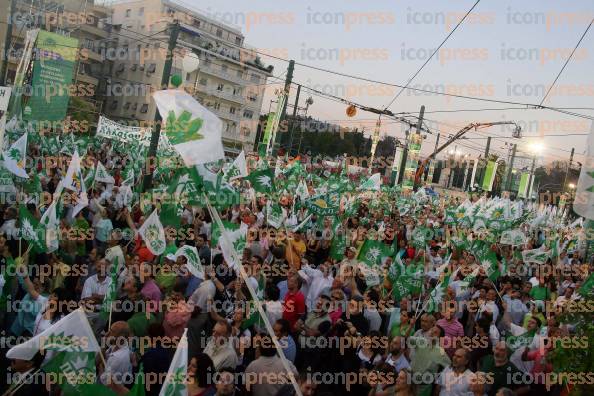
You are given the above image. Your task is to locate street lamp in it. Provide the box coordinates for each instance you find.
[568,183,576,190]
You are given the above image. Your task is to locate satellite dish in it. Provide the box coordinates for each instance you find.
[182,55,200,73]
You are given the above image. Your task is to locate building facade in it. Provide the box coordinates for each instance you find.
[106,0,273,154]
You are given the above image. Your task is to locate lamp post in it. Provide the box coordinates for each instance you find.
[527,142,544,200]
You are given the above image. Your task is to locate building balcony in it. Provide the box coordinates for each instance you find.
[75,73,99,86]
[199,61,245,85]
[200,88,245,105]
[210,107,240,123]
[79,23,109,39]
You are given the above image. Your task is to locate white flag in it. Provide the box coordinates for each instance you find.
[153,89,224,166]
[159,328,188,396]
[2,133,28,178]
[58,151,88,217]
[6,308,100,361]
[296,179,310,201]
[94,161,115,184]
[574,121,594,219]
[224,151,248,181]
[173,245,204,279]
[39,201,59,253]
[220,223,248,270]
[138,209,166,255]
[359,173,382,191]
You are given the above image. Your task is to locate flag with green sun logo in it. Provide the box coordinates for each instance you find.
[153,89,224,166]
[138,209,166,255]
[2,133,28,178]
[159,329,188,396]
[42,351,97,395]
[358,239,393,267]
[174,245,204,279]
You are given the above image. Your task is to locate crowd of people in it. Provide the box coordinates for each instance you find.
[0,147,591,396]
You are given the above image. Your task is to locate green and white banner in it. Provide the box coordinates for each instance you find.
[96,115,172,153]
[0,87,12,149]
[482,160,498,192]
[517,172,530,199]
[402,133,423,191]
[23,30,78,121]
[574,121,594,219]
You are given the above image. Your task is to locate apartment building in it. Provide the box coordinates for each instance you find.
[0,0,115,116]
[106,0,273,154]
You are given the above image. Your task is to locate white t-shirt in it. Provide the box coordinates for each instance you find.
[437,366,475,396]
[33,295,50,336]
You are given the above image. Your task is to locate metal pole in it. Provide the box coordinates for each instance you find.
[562,147,574,193]
[398,105,424,184]
[506,143,517,191]
[527,155,536,200]
[142,21,180,192]
[478,136,491,189]
[287,84,301,155]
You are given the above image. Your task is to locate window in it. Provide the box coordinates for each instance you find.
[250,74,260,83]
[193,19,201,28]
[216,29,223,37]
[186,73,192,81]
[138,7,144,16]
[235,37,242,45]
[243,110,254,119]
[229,107,236,114]
[110,100,118,110]
[140,103,149,113]
[153,42,160,49]
[147,63,156,73]
[199,78,207,86]
[125,9,131,17]
[248,93,257,102]
[232,87,240,96]
[132,103,138,111]
[213,102,220,110]
[237,70,243,78]
[140,25,145,30]
[124,102,130,110]
[216,83,224,91]
[222,64,228,73]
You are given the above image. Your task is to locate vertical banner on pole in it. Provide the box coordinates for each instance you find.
[427,160,435,184]
[391,146,402,186]
[517,172,529,199]
[469,159,478,190]
[266,93,287,156]
[369,119,381,169]
[402,133,422,191]
[482,160,498,192]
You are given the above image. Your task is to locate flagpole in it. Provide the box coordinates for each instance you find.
[204,195,303,396]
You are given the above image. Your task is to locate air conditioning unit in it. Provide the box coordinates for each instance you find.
[115,63,125,73]
[139,65,145,71]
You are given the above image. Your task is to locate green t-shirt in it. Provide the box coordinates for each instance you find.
[529,285,550,301]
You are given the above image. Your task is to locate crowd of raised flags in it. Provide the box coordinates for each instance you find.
[0,86,590,396]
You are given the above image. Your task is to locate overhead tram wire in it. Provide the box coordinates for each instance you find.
[382,0,482,110]
[539,17,594,107]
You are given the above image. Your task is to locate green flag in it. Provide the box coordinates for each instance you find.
[127,363,146,396]
[18,204,45,252]
[42,351,97,396]
[0,257,16,311]
[245,167,275,193]
[482,161,498,191]
[358,239,393,267]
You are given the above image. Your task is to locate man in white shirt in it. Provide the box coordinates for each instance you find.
[203,320,239,370]
[301,262,333,311]
[100,321,133,386]
[188,268,217,312]
[81,259,112,311]
[436,348,476,396]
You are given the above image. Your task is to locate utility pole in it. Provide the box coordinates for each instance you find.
[273,59,294,154]
[562,147,575,193]
[142,21,180,192]
[506,143,517,192]
[434,132,440,152]
[527,155,537,200]
[287,84,301,155]
[398,105,424,184]
[0,0,17,85]
[477,136,491,190]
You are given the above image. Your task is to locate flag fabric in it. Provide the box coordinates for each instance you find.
[357,239,393,267]
[6,308,100,360]
[174,245,204,279]
[359,173,382,191]
[153,89,224,166]
[223,151,248,182]
[219,223,248,270]
[573,121,594,218]
[295,179,310,201]
[42,351,97,395]
[127,363,146,396]
[500,229,526,246]
[304,192,340,216]
[18,204,45,252]
[58,151,88,217]
[522,248,550,264]
[477,250,500,281]
[578,271,594,297]
[138,209,166,255]
[100,257,119,321]
[94,161,115,185]
[245,167,275,194]
[159,328,188,396]
[266,202,285,229]
[39,201,59,253]
[0,257,16,311]
[211,220,239,248]
[2,133,28,178]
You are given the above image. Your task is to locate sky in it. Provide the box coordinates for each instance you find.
[160,0,593,166]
